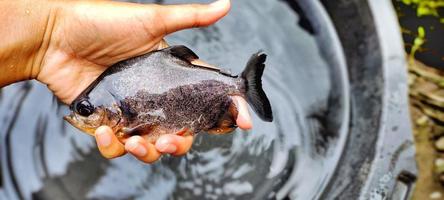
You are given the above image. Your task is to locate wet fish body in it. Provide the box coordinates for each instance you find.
[65,46,272,141]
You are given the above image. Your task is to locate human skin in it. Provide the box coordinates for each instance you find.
[0,0,253,163]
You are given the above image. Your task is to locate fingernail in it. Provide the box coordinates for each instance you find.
[96,131,111,147]
[210,0,229,8]
[157,142,177,154]
[127,140,147,157]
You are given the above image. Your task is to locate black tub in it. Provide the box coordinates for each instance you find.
[0,0,416,199]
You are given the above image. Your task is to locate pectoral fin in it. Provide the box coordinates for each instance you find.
[121,123,154,136]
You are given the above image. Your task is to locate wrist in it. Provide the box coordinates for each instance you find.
[0,0,60,87]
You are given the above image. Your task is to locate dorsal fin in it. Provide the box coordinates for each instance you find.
[163,45,199,62]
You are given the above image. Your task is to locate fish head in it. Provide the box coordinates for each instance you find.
[64,97,122,136]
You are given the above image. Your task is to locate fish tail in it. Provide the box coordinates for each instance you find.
[241,51,273,122]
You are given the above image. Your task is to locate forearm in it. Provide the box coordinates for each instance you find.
[0,1,54,87]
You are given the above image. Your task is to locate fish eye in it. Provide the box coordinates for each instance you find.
[75,100,95,117]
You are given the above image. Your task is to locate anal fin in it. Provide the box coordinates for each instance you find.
[207,102,238,135]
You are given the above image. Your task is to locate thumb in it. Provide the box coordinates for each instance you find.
[156,0,231,34]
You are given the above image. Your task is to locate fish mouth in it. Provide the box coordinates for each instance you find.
[63,113,76,127]
[63,113,96,136]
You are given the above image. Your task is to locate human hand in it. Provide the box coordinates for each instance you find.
[27,0,252,163]
[36,0,231,104]
[0,0,252,163]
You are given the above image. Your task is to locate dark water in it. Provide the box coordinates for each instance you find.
[0,0,349,199]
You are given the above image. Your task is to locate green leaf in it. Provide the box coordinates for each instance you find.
[418,26,426,38]
[402,0,412,4]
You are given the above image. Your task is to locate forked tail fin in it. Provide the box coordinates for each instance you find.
[241,52,273,122]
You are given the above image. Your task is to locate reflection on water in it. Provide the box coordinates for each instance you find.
[0,0,348,199]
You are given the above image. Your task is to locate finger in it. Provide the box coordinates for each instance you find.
[95,126,126,159]
[155,134,194,156]
[232,96,253,130]
[157,0,231,34]
[125,136,162,163]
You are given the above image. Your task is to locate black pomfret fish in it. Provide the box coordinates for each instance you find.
[64,45,273,142]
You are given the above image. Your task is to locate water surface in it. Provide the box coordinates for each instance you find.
[0,0,349,199]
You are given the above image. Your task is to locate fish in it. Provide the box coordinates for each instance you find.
[64,45,273,142]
